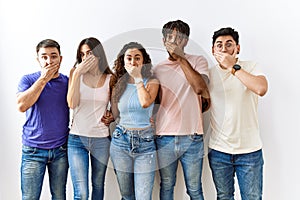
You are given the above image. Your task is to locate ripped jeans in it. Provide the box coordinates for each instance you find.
[110,124,157,200]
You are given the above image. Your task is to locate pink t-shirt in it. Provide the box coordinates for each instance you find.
[153,54,209,136]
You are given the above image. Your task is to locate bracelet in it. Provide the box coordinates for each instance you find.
[134,77,143,84]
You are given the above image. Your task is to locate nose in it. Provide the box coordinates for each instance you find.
[221,45,227,52]
[82,54,88,61]
[131,58,138,66]
[46,56,54,64]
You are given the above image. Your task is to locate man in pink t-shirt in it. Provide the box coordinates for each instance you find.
[153,19,210,200]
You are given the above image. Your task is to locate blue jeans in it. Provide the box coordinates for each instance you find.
[68,134,110,200]
[155,135,204,200]
[208,149,264,200]
[21,143,68,200]
[110,125,156,200]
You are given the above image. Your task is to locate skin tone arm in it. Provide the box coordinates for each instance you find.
[165,41,210,99]
[16,63,59,112]
[125,64,160,108]
[67,55,96,109]
[213,47,268,96]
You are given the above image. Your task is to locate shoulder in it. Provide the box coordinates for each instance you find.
[20,71,40,83]
[146,78,159,85]
[153,59,170,70]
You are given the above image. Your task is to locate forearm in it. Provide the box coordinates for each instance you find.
[16,77,47,112]
[179,58,210,98]
[235,69,268,96]
[67,70,81,109]
[136,80,159,108]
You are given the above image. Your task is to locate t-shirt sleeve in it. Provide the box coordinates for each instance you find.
[17,75,32,94]
[251,62,265,76]
[194,55,209,79]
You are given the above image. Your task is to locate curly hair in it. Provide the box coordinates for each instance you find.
[110,42,154,104]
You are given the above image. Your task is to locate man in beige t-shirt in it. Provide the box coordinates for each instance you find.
[208,27,268,200]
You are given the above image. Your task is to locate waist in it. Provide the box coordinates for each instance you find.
[116,124,153,133]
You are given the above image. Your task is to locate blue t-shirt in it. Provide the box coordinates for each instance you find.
[118,79,154,128]
[17,72,69,149]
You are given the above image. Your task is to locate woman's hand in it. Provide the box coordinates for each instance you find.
[100,110,115,126]
[75,54,96,75]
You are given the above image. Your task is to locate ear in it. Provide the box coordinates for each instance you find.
[236,44,240,54]
[212,46,215,54]
[182,38,188,47]
[60,55,63,64]
[162,38,166,46]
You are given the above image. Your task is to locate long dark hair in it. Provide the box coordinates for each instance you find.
[75,37,113,75]
[110,42,154,104]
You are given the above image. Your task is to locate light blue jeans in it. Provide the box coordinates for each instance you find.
[208,149,264,200]
[68,134,110,200]
[110,125,156,200]
[21,143,68,200]
[155,135,205,200]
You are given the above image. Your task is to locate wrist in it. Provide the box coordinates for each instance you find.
[231,64,241,75]
[134,77,143,84]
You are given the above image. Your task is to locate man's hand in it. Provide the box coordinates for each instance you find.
[40,63,60,82]
[165,42,185,61]
[213,47,238,70]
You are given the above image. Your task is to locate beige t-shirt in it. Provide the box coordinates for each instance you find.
[153,54,209,136]
[208,60,264,154]
[70,75,110,137]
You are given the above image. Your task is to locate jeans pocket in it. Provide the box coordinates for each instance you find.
[112,128,123,139]
[22,145,36,155]
[59,142,68,151]
[189,134,203,142]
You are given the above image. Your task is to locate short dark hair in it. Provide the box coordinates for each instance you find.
[162,20,190,39]
[212,27,239,45]
[36,39,61,55]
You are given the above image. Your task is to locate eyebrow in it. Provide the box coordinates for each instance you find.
[126,54,141,57]
[216,40,234,43]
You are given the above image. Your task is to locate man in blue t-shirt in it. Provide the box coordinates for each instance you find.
[17,39,69,200]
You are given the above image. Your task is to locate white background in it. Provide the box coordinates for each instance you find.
[1,0,299,199]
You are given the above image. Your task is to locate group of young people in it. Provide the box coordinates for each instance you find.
[17,19,268,200]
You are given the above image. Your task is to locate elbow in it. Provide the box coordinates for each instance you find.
[141,103,150,108]
[17,103,27,113]
[257,88,267,97]
[68,102,76,109]
[257,83,268,97]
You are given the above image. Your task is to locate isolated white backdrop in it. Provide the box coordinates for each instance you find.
[1,0,299,199]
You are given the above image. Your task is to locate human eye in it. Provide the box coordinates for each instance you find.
[87,51,93,56]
[216,44,222,49]
[226,43,233,48]
[41,55,48,60]
[51,55,58,60]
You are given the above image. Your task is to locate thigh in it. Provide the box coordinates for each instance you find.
[180,135,204,190]
[21,146,47,200]
[156,136,177,169]
[208,149,235,199]
[90,137,110,167]
[90,137,110,184]
[235,150,264,200]
[67,135,89,187]
[48,143,69,198]
[110,128,133,173]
